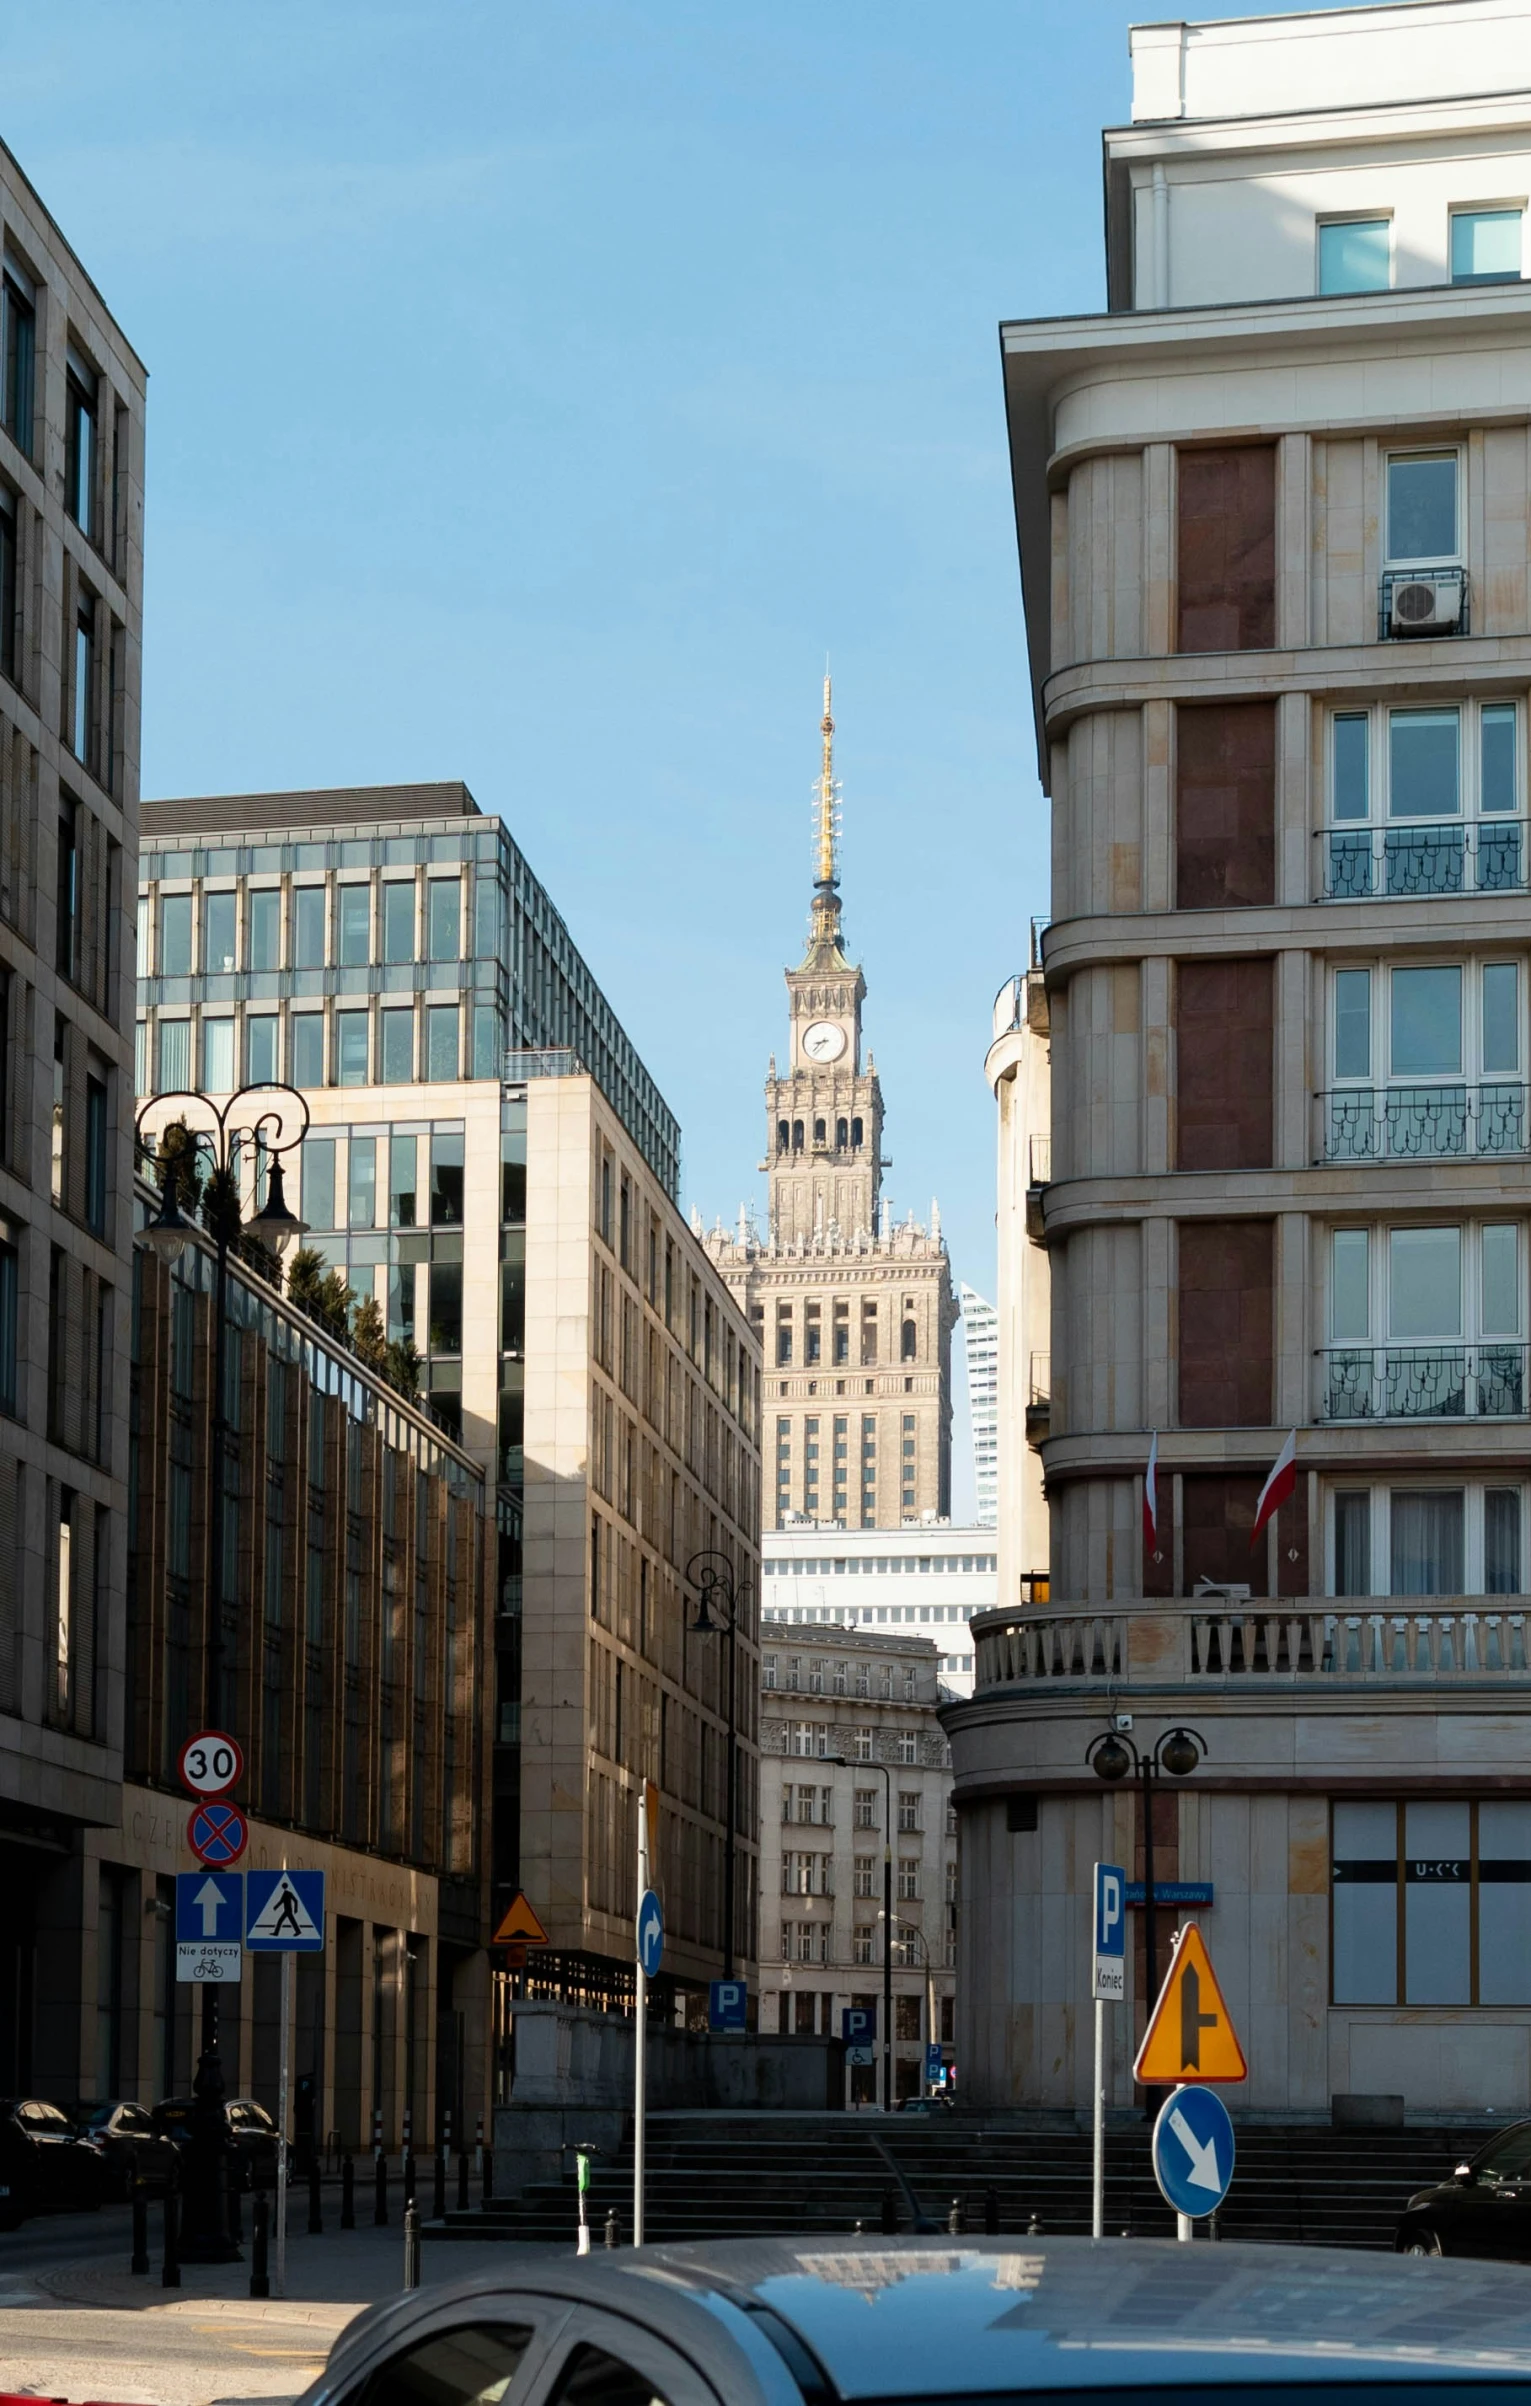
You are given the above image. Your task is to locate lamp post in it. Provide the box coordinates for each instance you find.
[1086,1722,1205,2051]
[687,1551,750,1981]
[136,1083,309,2260]
[883,1912,938,2094]
[824,1751,893,2110]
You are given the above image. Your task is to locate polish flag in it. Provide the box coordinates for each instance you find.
[1251,1429,1298,1548]
[1143,1432,1159,1551]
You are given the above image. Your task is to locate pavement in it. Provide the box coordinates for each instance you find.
[0,2203,558,2406]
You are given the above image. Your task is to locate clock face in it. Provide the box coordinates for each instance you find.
[801,1020,847,1064]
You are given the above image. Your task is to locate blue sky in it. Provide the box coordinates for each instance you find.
[8,0,1349,1510]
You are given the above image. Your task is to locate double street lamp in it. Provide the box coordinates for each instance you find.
[1086,1722,1205,2022]
[136,1083,310,2262]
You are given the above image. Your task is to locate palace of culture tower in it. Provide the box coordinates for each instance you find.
[703,683,956,1530]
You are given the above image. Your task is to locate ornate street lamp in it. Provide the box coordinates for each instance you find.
[135,1082,309,2262]
[1087,1722,1206,2032]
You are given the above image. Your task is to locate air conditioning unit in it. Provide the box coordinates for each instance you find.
[1386,569,1466,637]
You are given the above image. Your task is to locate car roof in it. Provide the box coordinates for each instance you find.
[326,2237,1531,2402]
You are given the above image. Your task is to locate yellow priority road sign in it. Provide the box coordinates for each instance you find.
[493,1891,549,1948]
[1132,1921,1247,2085]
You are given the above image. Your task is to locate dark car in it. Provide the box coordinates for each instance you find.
[0,2097,105,2230]
[299,2233,1531,2406]
[75,2099,183,2200]
[1398,2120,1531,2258]
[151,2094,280,2192]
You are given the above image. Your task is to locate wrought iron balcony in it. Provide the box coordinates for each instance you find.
[1319,1082,1527,1162]
[1322,819,1525,899]
[971,1600,1531,1693]
[1320,1342,1527,1421]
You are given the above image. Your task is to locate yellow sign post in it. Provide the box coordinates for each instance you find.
[1132,1922,1247,2086]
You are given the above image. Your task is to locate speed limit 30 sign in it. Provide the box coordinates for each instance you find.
[179,1731,244,1797]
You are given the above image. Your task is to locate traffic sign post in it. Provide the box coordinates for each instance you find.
[187,1800,248,1867]
[709,1980,746,2032]
[178,1731,244,1797]
[1152,2082,1235,2240]
[1091,1863,1125,2238]
[175,1871,244,1983]
[633,1792,661,2248]
[842,2005,874,2069]
[1133,1923,1248,2088]
[246,1869,325,1951]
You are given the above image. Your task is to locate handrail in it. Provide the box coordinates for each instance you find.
[1319,1341,1527,1421]
[1321,815,1525,900]
[971,1600,1531,1691]
[1317,1082,1527,1162]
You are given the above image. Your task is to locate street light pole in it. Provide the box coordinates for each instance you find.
[1087,1723,1206,2102]
[687,1551,750,1983]
[137,1084,309,2262]
[823,1750,893,2108]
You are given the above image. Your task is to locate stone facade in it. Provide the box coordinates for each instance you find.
[950,0,1531,2119]
[984,945,1052,1598]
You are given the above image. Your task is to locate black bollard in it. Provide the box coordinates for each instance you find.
[852,2218,865,2236]
[432,2148,445,2221]
[341,2152,355,2230]
[948,2197,965,2236]
[130,2186,150,2275]
[404,2147,417,2208]
[984,2185,1000,2235]
[880,2183,898,2235]
[1028,2211,1044,2236]
[403,2201,421,2290]
[250,2193,270,2299]
[457,2151,469,2211]
[162,2188,181,2289]
[308,2160,323,2236]
[481,2145,494,2204]
[604,2208,619,2248]
[227,2169,243,2243]
[374,2152,388,2227]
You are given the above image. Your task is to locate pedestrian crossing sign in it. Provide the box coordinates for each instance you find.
[245,1868,326,1952]
[1133,1922,1247,2085]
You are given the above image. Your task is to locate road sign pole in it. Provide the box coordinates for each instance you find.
[1178,2212,1192,2243]
[633,1790,647,2249]
[1092,1997,1105,2240]
[1091,1863,1124,2242]
[276,1947,291,2296]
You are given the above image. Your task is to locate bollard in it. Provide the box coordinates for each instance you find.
[374,2152,388,2227]
[1027,2211,1044,2237]
[228,2170,243,2244]
[457,2151,469,2212]
[984,2185,1000,2235]
[403,2202,421,2291]
[372,2106,383,2158]
[482,2146,494,2205]
[341,2153,355,2230]
[402,2106,412,2156]
[475,2114,484,2171]
[404,2148,417,2209]
[1209,2210,1220,2244]
[250,2193,270,2299]
[161,2188,181,2289]
[432,2147,446,2221]
[130,2186,150,2275]
[879,2184,898,2235]
[947,2197,965,2236]
[852,2218,865,2237]
[604,2208,619,2249]
[308,2160,323,2236]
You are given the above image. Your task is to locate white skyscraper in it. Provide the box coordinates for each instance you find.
[961,1284,999,1527]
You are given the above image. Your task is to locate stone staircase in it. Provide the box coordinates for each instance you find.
[435,2114,1475,2251]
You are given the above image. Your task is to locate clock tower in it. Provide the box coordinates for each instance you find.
[704,680,957,1532]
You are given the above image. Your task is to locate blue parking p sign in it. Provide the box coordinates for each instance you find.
[709,1980,747,2032]
[842,2005,874,2067]
[1093,1861,1126,2002]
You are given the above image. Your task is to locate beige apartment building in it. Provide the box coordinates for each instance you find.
[0,140,145,2087]
[758,1620,955,2102]
[137,785,761,2027]
[705,686,957,1532]
[949,0,1531,2121]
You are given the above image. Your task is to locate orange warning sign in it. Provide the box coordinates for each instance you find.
[492,1891,549,1949]
[1132,1922,1247,2085]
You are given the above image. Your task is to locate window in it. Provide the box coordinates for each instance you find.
[762,1653,777,1691]
[349,1137,377,1230]
[248,889,281,970]
[897,1790,921,1834]
[1325,1221,1522,1420]
[354,2322,536,2406]
[427,878,460,962]
[426,1004,459,1082]
[247,1015,278,1084]
[1451,208,1523,286]
[65,353,97,538]
[382,881,415,964]
[776,1309,792,1366]
[56,800,79,982]
[201,1018,234,1093]
[897,1858,920,1901]
[1333,1800,1531,2003]
[291,1013,324,1088]
[0,1235,16,1415]
[853,1857,875,1898]
[1330,1480,1523,1596]
[1387,451,1459,565]
[1318,217,1390,295]
[155,1018,190,1094]
[854,1784,876,1826]
[901,1318,917,1361]
[897,1730,917,1765]
[338,884,371,966]
[381,1008,415,1083]
[0,483,15,685]
[335,1011,369,1086]
[429,1262,463,1355]
[293,886,327,968]
[430,1131,464,1226]
[389,1136,417,1229]
[1325,702,1521,900]
[302,1138,336,1231]
[1325,957,1524,1160]
[1,266,35,455]
[853,1926,873,1966]
[473,1005,500,1079]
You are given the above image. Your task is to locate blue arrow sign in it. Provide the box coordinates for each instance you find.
[1152,2082,1235,2218]
[709,1979,746,2032]
[245,1868,325,1952]
[175,1869,243,1945]
[637,1887,664,1979]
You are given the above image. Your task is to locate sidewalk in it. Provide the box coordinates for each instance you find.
[0,2220,561,2406]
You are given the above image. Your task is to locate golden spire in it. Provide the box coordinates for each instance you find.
[804,669,846,965]
[816,671,837,889]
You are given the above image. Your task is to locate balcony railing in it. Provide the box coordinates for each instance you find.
[1322,819,1526,899]
[1319,1083,1527,1162]
[971,1601,1531,1692]
[1320,1342,1526,1420]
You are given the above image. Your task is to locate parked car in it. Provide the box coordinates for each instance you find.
[75,2099,183,2200]
[0,2097,105,2230]
[151,2094,280,2192]
[1398,2119,1531,2257]
[299,2233,1531,2406]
